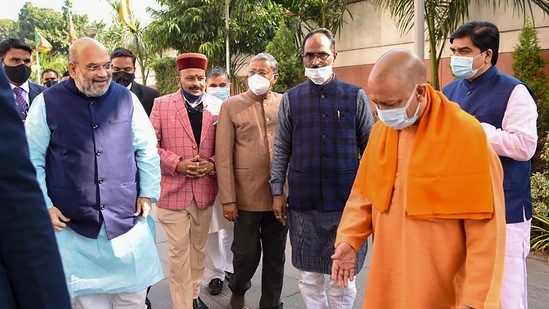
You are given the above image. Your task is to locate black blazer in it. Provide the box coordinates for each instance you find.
[130,82,160,116]
[0,68,71,309]
[28,81,46,105]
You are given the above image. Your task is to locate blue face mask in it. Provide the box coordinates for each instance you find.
[376,85,420,130]
[207,87,230,101]
[450,52,485,79]
[181,88,203,103]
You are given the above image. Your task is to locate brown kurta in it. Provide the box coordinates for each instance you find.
[336,127,506,309]
[215,90,281,212]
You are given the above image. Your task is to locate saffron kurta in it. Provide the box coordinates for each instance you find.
[336,125,506,308]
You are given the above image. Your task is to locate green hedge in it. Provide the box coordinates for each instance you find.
[150,56,179,96]
[512,20,549,257]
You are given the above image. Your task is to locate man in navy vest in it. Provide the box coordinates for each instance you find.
[270,28,374,308]
[443,21,538,309]
[24,37,163,308]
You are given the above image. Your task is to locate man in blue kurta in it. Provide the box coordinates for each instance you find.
[270,28,374,309]
[25,37,163,308]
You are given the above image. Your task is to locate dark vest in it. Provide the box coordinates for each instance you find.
[43,78,138,239]
[286,78,361,211]
[443,66,534,223]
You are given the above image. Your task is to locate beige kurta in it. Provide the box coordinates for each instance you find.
[215,90,281,212]
[336,126,506,309]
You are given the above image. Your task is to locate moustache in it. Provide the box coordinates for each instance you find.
[93,78,110,83]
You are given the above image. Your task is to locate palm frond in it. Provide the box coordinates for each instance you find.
[532,214,549,252]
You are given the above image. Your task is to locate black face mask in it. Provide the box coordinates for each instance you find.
[112,71,135,87]
[4,63,32,85]
[45,79,58,87]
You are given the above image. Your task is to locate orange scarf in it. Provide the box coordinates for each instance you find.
[360,84,494,219]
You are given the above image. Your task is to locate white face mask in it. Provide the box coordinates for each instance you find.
[376,85,420,130]
[305,65,333,85]
[247,74,271,96]
[450,52,485,79]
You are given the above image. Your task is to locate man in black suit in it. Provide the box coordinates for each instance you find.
[111,47,160,116]
[42,68,59,87]
[0,38,46,121]
[0,66,71,308]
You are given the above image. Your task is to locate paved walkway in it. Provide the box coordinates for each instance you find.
[147,208,549,309]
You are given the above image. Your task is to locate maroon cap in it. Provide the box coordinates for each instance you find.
[176,53,208,71]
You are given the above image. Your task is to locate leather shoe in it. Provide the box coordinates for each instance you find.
[208,278,223,295]
[193,297,209,309]
[230,293,245,309]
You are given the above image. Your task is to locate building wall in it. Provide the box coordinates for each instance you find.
[333,0,549,90]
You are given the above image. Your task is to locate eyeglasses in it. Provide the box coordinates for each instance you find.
[248,70,270,77]
[75,62,113,72]
[302,52,331,61]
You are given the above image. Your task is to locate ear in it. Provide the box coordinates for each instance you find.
[416,83,427,101]
[484,49,492,64]
[67,62,77,78]
[332,50,338,63]
[272,73,280,84]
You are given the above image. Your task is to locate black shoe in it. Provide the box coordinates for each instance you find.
[262,303,284,309]
[230,293,245,309]
[145,297,152,309]
[208,278,223,295]
[193,297,209,309]
[224,271,233,282]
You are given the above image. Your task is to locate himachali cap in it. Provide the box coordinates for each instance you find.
[176,53,208,71]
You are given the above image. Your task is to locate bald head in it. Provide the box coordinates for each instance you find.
[69,38,109,63]
[369,48,426,92]
[68,37,112,97]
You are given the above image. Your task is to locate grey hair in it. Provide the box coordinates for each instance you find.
[250,52,279,74]
[207,66,230,80]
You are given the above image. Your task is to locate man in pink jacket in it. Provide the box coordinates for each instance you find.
[150,53,220,309]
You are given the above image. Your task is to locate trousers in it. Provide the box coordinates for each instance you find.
[157,200,213,309]
[298,271,357,309]
[229,210,288,309]
[72,290,147,309]
[501,218,531,309]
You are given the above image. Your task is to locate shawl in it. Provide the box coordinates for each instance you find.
[361,83,494,219]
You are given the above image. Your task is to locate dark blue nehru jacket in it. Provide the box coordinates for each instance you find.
[43,79,138,239]
[286,78,361,212]
[443,66,534,223]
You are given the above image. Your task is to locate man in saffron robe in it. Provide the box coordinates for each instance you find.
[331,48,506,309]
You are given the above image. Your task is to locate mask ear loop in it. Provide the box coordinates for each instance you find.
[408,94,421,120]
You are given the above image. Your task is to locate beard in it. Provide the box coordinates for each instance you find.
[75,74,111,97]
